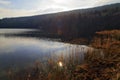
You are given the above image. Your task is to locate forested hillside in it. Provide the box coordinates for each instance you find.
[0,3,120,40]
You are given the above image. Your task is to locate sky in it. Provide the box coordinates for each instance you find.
[0,0,120,19]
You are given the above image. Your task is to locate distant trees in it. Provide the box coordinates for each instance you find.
[0,4,120,40]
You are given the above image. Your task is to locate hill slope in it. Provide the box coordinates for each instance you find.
[0,3,120,40]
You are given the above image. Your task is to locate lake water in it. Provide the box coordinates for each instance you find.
[0,29,89,79]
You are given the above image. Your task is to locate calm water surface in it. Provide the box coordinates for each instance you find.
[0,29,89,79]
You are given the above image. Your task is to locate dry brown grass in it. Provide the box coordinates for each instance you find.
[74,30,120,80]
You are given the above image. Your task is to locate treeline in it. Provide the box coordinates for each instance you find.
[0,3,120,40]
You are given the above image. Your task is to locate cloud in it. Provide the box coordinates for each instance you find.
[42,8,63,12]
[36,0,119,11]
[94,0,115,6]
[0,8,38,18]
[0,6,66,19]
[0,0,119,18]
[0,0,11,5]
[35,7,65,15]
[0,7,66,19]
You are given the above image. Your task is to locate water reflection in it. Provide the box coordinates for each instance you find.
[0,36,89,68]
[0,29,37,34]
[0,29,90,79]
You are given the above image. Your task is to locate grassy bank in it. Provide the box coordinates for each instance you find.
[7,30,120,80]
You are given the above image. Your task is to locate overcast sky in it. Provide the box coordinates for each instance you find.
[0,0,120,19]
